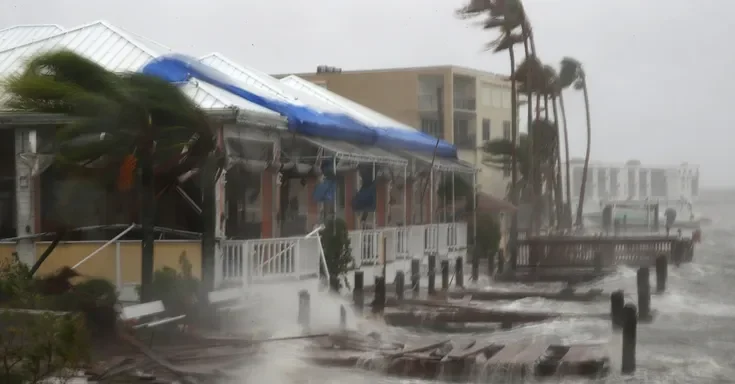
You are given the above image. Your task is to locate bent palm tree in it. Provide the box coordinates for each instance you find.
[4,51,219,299]
[558,57,591,228]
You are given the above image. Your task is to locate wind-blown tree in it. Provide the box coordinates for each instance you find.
[483,119,557,207]
[558,57,591,228]
[457,0,527,268]
[4,51,221,300]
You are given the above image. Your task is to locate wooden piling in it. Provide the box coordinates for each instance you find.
[455,257,464,288]
[621,303,637,374]
[395,271,405,300]
[410,259,420,298]
[428,255,436,295]
[593,251,603,273]
[441,260,449,290]
[471,247,480,282]
[636,267,651,321]
[655,254,668,293]
[339,305,347,330]
[488,249,496,277]
[353,271,364,314]
[298,290,310,330]
[610,290,624,330]
[372,276,386,314]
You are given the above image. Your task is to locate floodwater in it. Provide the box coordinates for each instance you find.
[233,189,735,383]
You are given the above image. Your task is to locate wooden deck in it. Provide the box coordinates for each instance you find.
[307,336,610,380]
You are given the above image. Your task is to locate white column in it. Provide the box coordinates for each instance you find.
[14,128,36,266]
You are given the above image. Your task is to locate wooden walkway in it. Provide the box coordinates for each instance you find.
[308,336,610,380]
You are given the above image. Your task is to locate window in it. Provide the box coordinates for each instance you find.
[491,89,503,108]
[480,84,492,106]
[453,118,475,148]
[420,117,443,139]
[482,119,491,141]
[501,91,511,108]
[502,121,511,139]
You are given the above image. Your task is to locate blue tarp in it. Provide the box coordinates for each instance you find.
[141,54,457,158]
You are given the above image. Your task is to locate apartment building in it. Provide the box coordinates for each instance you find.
[275,65,514,198]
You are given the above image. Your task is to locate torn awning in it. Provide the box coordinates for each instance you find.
[223,126,276,171]
[299,135,408,167]
[401,150,476,174]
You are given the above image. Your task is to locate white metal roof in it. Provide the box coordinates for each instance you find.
[199,52,315,108]
[0,24,65,52]
[280,75,416,132]
[0,21,279,121]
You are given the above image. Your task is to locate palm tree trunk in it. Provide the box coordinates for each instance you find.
[509,43,519,272]
[139,148,155,302]
[574,77,592,228]
[558,93,572,227]
[551,96,565,228]
[522,38,535,235]
[29,229,67,277]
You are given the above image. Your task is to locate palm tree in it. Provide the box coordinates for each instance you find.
[559,57,591,228]
[457,0,527,270]
[541,64,569,228]
[483,120,557,205]
[4,51,220,300]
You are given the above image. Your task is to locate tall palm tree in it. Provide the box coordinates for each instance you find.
[4,51,220,299]
[457,0,526,269]
[542,64,569,228]
[559,57,591,228]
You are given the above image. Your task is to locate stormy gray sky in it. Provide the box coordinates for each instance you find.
[1,0,730,186]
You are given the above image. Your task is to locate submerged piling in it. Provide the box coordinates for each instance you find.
[621,303,638,374]
[339,305,347,330]
[410,259,420,297]
[353,270,364,314]
[655,254,668,293]
[395,271,405,300]
[497,249,505,276]
[455,257,464,288]
[372,276,386,314]
[610,290,625,330]
[441,260,449,290]
[428,255,436,295]
[471,247,480,282]
[636,267,652,321]
[298,290,311,330]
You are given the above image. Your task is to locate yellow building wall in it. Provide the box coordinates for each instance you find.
[28,241,201,284]
[0,243,15,265]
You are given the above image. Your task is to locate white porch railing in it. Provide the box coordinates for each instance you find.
[217,222,468,287]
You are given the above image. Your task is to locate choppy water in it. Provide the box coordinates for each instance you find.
[234,189,735,383]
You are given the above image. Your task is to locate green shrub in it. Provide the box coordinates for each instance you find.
[320,218,352,292]
[139,252,199,318]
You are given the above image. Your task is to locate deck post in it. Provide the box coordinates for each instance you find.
[636,267,651,321]
[440,260,449,290]
[428,255,436,295]
[339,305,347,330]
[353,270,364,313]
[471,246,480,282]
[455,257,464,288]
[410,259,420,297]
[372,276,386,314]
[621,303,638,374]
[610,290,625,330]
[655,254,668,293]
[298,290,311,330]
[395,271,405,300]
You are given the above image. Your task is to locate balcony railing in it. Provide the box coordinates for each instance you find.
[419,94,439,111]
[453,97,476,111]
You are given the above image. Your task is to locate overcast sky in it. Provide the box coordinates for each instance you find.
[1,0,730,186]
